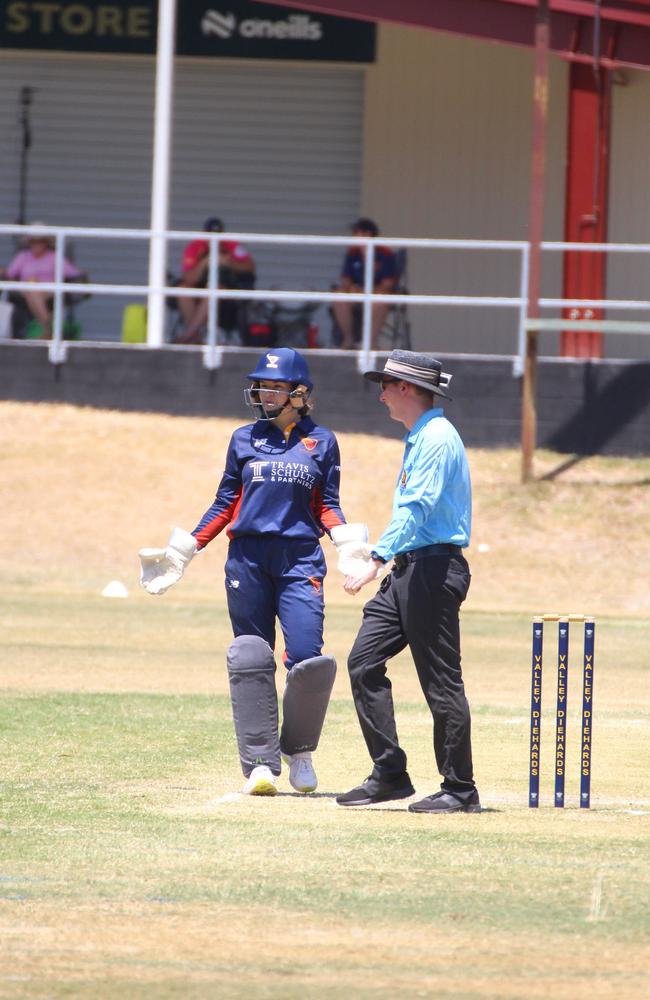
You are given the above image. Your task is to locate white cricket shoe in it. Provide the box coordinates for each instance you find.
[283,752,318,793]
[242,765,277,796]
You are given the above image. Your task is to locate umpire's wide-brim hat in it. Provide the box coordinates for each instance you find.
[364,350,453,400]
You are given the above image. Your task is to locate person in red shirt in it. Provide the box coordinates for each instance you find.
[175,217,255,344]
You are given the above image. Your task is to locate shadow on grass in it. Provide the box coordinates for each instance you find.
[332,805,501,814]
[275,791,338,799]
[539,453,650,485]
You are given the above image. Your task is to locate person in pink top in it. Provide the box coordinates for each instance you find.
[2,228,82,338]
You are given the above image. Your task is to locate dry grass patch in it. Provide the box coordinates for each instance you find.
[1,901,649,999]
[1,401,649,615]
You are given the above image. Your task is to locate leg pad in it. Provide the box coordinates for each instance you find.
[227,635,280,777]
[281,655,337,756]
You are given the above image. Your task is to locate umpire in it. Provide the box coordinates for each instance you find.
[337,350,480,814]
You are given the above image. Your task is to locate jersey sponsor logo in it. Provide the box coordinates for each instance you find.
[269,461,315,489]
[265,354,279,368]
[301,437,317,452]
[400,468,407,489]
[253,438,268,449]
[250,461,269,482]
[228,579,240,589]
[247,458,315,490]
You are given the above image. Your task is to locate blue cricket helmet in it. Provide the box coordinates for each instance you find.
[247,348,313,389]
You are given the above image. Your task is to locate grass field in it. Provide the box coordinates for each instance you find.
[1,402,649,999]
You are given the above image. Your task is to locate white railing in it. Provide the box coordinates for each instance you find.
[1,223,649,373]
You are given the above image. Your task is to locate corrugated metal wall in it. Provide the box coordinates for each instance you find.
[0,52,157,342]
[0,51,364,340]
[169,58,364,312]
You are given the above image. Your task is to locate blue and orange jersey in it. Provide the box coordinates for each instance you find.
[342,245,396,287]
[192,416,346,549]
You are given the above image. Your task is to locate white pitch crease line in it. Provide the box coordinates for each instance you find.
[587,869,607,922]
[205,792,243,807]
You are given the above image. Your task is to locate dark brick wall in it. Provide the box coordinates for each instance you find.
[1,343,648,456]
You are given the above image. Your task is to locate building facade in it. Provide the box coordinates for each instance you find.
[1,2,648,357]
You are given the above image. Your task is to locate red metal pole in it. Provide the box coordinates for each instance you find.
[561,62,611,358]
[521,0,550,483]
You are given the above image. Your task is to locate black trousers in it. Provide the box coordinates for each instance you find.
[347,553,476,794]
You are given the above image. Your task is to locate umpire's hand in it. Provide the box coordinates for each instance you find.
[344,558,385,595]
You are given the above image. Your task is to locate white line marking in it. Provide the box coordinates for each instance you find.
[205,792,243,807]
[587,869,607,922]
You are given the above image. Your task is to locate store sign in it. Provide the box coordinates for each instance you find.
[2,2,155,53]
[1,1,376,61]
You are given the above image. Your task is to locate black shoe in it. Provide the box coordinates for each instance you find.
[336,773,415,807]
[408,789,481,814]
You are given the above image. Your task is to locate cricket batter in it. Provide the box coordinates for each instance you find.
[139,348,363,796]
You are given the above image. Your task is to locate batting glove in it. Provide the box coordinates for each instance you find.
[330,523,369,548]
[138,526,197,596]
[336,540,380,578]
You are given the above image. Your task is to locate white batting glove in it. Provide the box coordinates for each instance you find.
[330,523,369,548]
[138,527,197,596]
[336,540,380,578]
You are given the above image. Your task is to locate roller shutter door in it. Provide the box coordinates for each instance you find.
[0,51,364,340]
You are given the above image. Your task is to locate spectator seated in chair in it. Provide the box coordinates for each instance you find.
[1,225,86,339]
[331,217,397,351]
[173,217,256,344]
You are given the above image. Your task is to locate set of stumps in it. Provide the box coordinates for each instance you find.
[529,614,595,809]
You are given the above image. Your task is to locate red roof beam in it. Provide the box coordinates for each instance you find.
[269,1,650,70]
[272,1,650,29]
[511,1,650,29]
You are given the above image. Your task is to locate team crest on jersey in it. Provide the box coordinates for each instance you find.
[265,354,279,368]
[253,438,267,448]
[301,437,317,452]
[308,577,322,593]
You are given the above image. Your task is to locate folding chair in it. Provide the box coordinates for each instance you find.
[374,248,411,351]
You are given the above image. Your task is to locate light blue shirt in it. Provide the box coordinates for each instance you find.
[373,408,472,561]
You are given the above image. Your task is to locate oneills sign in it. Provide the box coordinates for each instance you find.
[1,1,376,61]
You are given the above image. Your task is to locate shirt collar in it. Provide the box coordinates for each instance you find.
[404,407,444,443]
[255,415,314,438]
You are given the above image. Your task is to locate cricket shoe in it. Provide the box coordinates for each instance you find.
[336,772,415,807]
[242,765,278,796]
[408,789,481,814]
[282,752,318,793]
